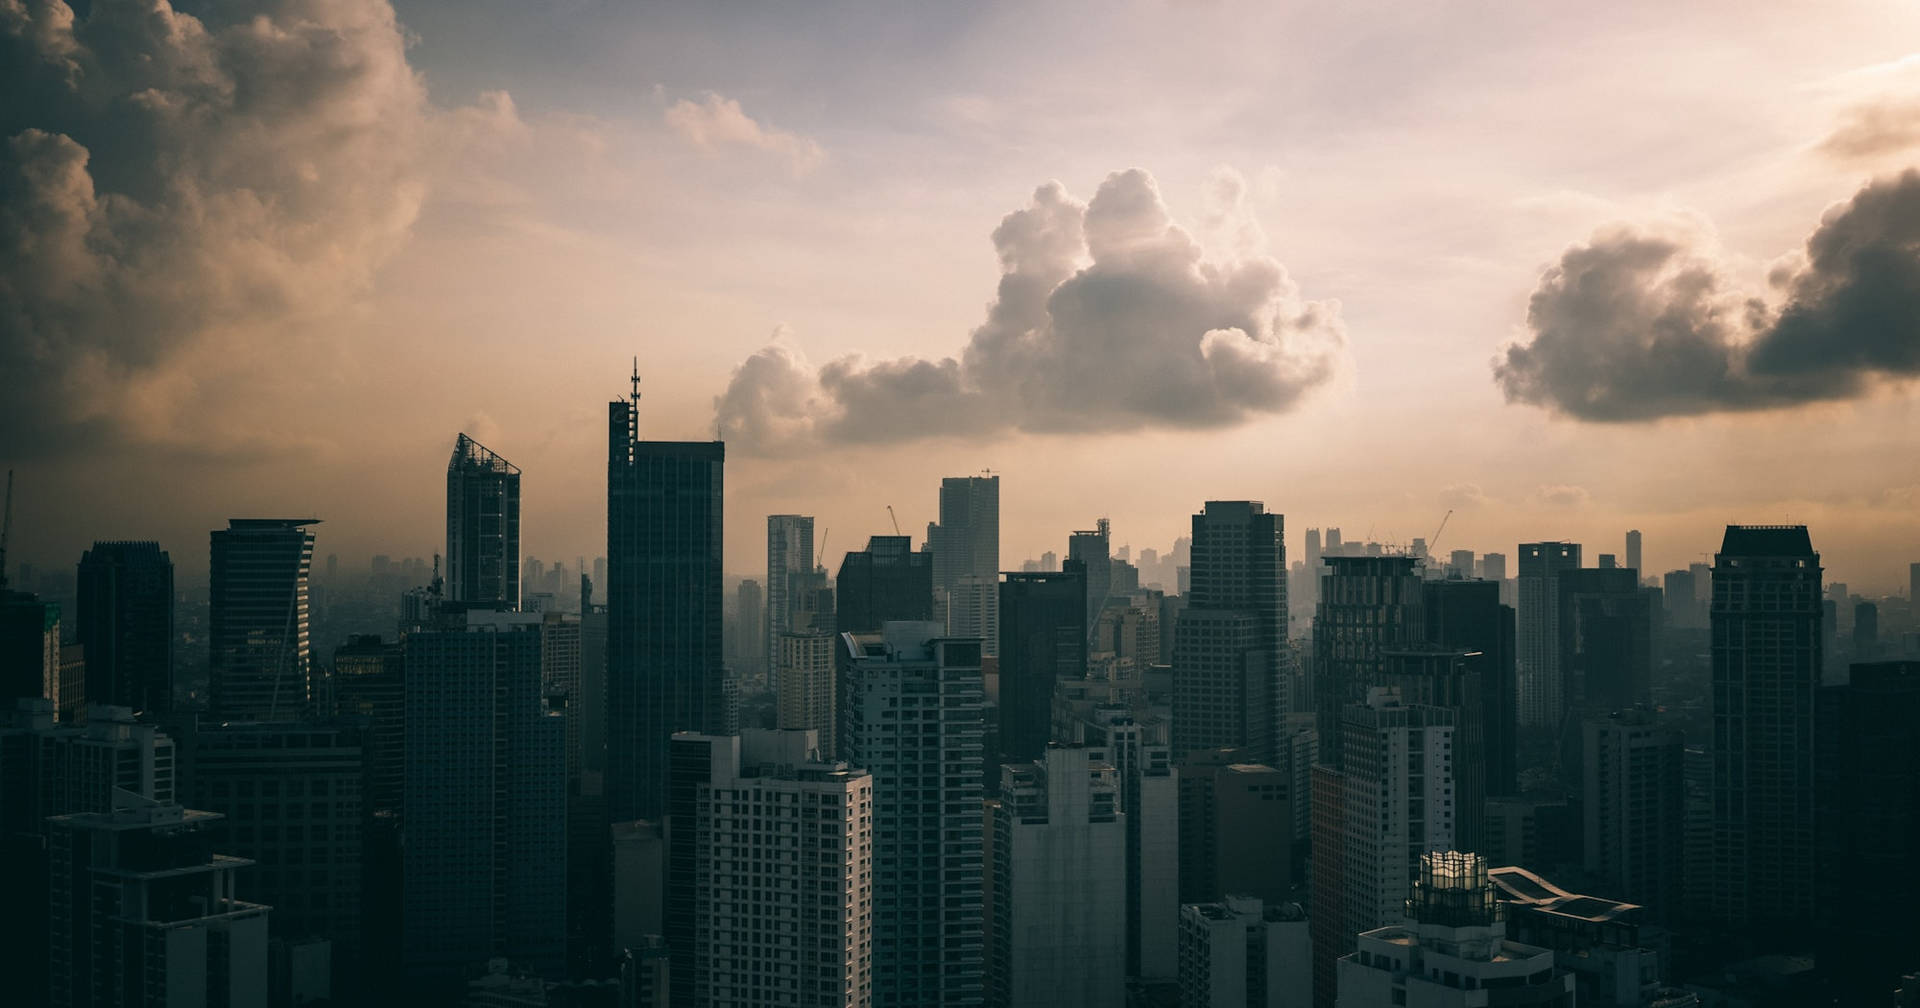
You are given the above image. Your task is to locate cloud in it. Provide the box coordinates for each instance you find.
[1439,482,1490,509]
[1818,98,1920,161]
[1531,484,1591,508]
[664,92,823,173]
[714,168,1344,453]
[1494,170,1920,421]
[0,0,448,459]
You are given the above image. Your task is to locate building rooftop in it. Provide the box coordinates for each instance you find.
[1718,524,1814,557]
[1489,865,1643,924]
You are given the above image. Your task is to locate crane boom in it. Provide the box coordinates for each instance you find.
[887,505,901,536]
[1430,509,1453,552]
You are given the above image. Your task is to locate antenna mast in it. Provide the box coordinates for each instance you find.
[630,356,642,406]
[0,469,11,591]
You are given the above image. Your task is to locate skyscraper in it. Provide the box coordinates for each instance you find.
[1516,541,1581,730]
[1625,529,1643,576]
[929,476,1000,656]
[1077,709,1179,980]
[209,519,318,722]
[75,541,174,713]
[1067,522,1112,637]
[1310,554,1423,769]
[330,635,404,815]
[607,387,724,822]
[997,570,1086,764]
[446,433,521,607]
[776,628,838,756]
[1421,578,1518,796]
[1709,525,1820,938]
[1175,502,1288,764]
[0,589,60,712]
[838,622,985,1007]
[666,729,872,1007]
[835,535,933,634]
[1177,751,1292,906]
[986,746,1126,1008]
[767,514,816,668]
[1581,708,1683,917]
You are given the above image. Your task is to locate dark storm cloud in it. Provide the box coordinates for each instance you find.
[0,0,429,458]
[714,169,1345,453]
[1494,170,1920,420]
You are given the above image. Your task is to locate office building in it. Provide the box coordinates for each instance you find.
[48,797,271,1008]
[1709,525,1820,937]
[735,578,765,680]
[1311,689,1456,1007]
[606,387,725,822]
[446,433,521,607]
[1480,552,1507,584]
[1816,660,1920,1002]
[1517,541,1581,730]
[75,541,174,713]
[835,535,934,634]
[178,720,364,985]
[1178,750,1291,906]
[1492,866,1674,1008]
[1854,601,1880,661]
[1068,522,1113,636]
[1625,530,1643,577]
[929,475,1001,656]
[1422,578,1518,797]
[1336,852,1575,1008]
[1177,896,1310,1008]
[1078,709,1179,980]
[1581,709,1683,918]
[986,746,1126,1008]
[1483,795,1577,876]
[402,611,567,985]
[330,635,404,815]
[666,729,873,1007]
[1175,502,1287,764]
[998,570,1087,764]
[776,629,838,756]
[1311,554,1424,769]
[767,514,817,669]
[1383,647,1486,856]
[1557,568,1653,719]
[838,622,986,1007]
[0,587,61,712]
[209,519,318,722]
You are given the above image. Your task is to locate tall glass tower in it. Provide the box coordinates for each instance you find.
[209,518,317,721]
[446,433,521,607]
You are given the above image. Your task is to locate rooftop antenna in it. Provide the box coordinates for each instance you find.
[630,356,642,407]
[0,469,11,591]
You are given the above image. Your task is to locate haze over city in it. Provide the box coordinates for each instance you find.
[5,0,1920,589]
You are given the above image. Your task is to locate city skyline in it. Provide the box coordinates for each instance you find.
[6,1,1920,593]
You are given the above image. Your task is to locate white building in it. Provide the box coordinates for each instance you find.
[667,729,872,1007]
[986,746,1127,1008]
[777,630,838,756]
[1177,895,1310,1008]
[1337,852,1573,1008]
[1082,708,1180,980]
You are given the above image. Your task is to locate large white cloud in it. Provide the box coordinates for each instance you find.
[713,168,1345,453]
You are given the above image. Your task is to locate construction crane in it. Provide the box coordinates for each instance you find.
[0,469,11,591]
[887,506,901,536]
[1429,509,1453,553]
[816,529,829,570]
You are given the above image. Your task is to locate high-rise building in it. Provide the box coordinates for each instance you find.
[1421,578,1518,797]
[402,611,567,986]
[75,541,174,713]
[838,622,985,1007]
[1177,750,1291,906]
[666,729,872,1008]
[1557,567,1653,718]
[1311,688,1455,1007]
[1853,600,1880,661]
[1447,549,1477,579]
[1625,529,1643,577]
[1336,852,1575,1008]
[1516,541,1581,729]
[1383,648,1486,856]
[1582,709,1683,918]
[929,475,1001,657]
[997,570,1086,764]
[1311,555,1423,770]
[1177,896,1310,1008]
[1077,709,1179,980]
[1663,569,1703,629]
[985,746,1126,1008]
[836,536,934,634]
[48,797,271,1008]
[0,588,61,712]
[1710,525,1820,938]
[209,519,318,722]
[330,635,404,815]
[1491,866,1682,1008]
[1480,552,1507,583]
[1175,502,1287,764]
[1068,522,1112,637]
[606,389,724,822]
[767,514,816,669]
[734,577,765,678]
[775,629,838,756]
[178,720,364,987]
[446,433,521,607]
[1816,661,1920,1003]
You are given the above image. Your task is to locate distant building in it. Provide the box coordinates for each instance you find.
[75,541,175,713]
[1625,530,1643,577]
[209,518,319,722]
[1710,525,1820,938]
[1,588,62,712]
[986,746,1126,1008]
[446,433,521,607]
[1177,895,1310,1008]
[775,629,837,756]
[1175,502,1288,763]
[1311,555,1423,770]
[1336,852,1575,1007]
[1068,523,1113,639]
[1582,709,1684,919]
[929,475,1001,657]
[766,514,821,672]
[1517,541,1581,730]
[666,729,872,1007]
[997,570,1087,764]
[48,798,271,1008]
[835,535,934,635]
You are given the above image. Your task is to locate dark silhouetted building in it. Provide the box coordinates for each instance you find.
[766,514,815,670]
[0,588,61,712]
[446,433,521,607]
[1174,501,1287,764]
[1710,524,1820,941]
[1311,554,1423,770]
[1177,750,1291,906]
[75,541,174,713]
[210,519,318,722]
[835,534,933,634]
[330,635,404,815]
[1422,578,1518,796]
[1582,708,1684,918]
[606,391,724,822]
[1517,541,1580,730]
[997,570,1086,764]
[1068,522,1112,641]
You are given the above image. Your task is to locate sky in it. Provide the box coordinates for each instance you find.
[4,0,1920,592]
